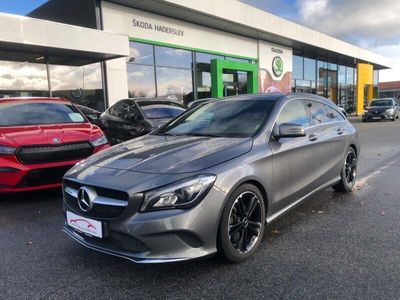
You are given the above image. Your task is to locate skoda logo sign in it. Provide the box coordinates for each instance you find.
[77,187,95,212]
[272,56,283,77]
[51,137,60,144]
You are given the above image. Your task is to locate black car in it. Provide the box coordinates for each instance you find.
[362,98,398,122]
[99,98,186,145]
[76,105,102,126]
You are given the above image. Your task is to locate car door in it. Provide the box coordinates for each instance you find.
[269,99,323,212]
[317,103,350,183]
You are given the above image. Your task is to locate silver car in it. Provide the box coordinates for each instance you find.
[62,93,360,263]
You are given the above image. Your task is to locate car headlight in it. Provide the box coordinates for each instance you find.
[0,145,17,155]
[90,135,108,147]
[385,108,394,114]
[140,175,216,212]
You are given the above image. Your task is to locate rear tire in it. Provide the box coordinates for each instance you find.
[218,184,266,263]
[333,147,357,192]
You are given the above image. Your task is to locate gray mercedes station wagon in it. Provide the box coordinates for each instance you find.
[63,93,360,263]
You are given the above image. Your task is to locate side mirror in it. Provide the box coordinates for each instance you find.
[273,123,306,139]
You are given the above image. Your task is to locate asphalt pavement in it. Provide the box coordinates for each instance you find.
[1,117,400,300]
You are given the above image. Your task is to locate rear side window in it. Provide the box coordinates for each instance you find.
[276,100,310,128]
[306,100,331,125]
[325,105,345,121]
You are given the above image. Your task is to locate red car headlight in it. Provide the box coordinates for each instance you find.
[90,135,108,147]
[0,145,17,155]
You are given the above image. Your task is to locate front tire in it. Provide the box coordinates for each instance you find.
[333,147,357,192]
[218,184,266,263]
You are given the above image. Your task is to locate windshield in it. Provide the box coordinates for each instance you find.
[0,101,86,126]
[156,100,275,138]
[370,99,393,107]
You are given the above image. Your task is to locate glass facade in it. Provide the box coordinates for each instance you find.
[291,53,380,114]
[50,63,105,111]
[0,60,105,111]
[127,41,254,105]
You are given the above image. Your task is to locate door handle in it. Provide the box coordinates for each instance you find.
[309,132,318,141]
[337,128,345,135]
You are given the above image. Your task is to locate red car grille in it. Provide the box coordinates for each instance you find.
[17,165,74,187]
[16,142,93,164]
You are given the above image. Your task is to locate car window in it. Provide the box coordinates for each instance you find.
[108,101,126,117]
[306,100,331,125]
[121,102,142,120]
[276,100,310,127]
[325,105,345,121]
[140,105,185,119]
[0,101,86,126]
[370,99,393,106]
[109,100,141,120]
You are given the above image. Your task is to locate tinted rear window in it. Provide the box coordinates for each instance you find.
[0,101,86,126]
[138,102,185,119]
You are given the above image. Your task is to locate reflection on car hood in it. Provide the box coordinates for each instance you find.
[83,134,253,174]
[0,123,97,147]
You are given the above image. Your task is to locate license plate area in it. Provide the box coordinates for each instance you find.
[66,211,103,238]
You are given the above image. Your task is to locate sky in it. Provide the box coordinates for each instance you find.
[241,0,400,82]
[0,0,398,82]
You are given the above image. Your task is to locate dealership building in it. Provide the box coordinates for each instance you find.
[0,0,392,114]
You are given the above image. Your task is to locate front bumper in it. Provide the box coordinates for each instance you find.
[62,183,226,263]
[362,111,394,120]
[0,144,109,193]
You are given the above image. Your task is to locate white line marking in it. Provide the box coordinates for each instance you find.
[357,160,396,186]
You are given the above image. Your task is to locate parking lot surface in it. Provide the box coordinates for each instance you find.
[1,118,400,300]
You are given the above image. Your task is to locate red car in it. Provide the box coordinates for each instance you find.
[0,97,110,193]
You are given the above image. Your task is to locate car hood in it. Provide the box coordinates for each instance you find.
[0,123,99,147]
[84,134,253,174]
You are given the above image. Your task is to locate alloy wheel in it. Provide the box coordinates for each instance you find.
[344,151,357,186]
[228,191,263,254]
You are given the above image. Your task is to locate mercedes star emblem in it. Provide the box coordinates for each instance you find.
[77,187,95,212]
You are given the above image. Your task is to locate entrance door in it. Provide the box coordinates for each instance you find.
[210,59,258,98]
[222,71,248,97]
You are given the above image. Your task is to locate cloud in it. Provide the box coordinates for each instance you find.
[295,0,400,46]
[243,0,400,81]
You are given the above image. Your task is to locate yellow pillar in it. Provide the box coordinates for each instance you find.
[367,85,374,105]
[356,63,373,115]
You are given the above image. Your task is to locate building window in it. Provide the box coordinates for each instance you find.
[293,55,303,80]
[127,42,154,65]
[195,52,223,99]
[127,41,194,105]
[338,65,346,84]
[156,67,193,102]
[127,64,156,98]
[50,63,105,111]
[155,46,192,68]
[0,61,49,98]
[304,57,316,81]
[346,67,354,85]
